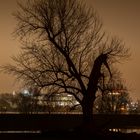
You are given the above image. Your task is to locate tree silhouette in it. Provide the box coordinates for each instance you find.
[2,0,129,126]
[95,80,130,114]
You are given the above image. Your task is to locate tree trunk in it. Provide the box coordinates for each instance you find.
[80,95,97,134]
[82,96,94,122]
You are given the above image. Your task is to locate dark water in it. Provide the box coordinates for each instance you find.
[0,130,140,140]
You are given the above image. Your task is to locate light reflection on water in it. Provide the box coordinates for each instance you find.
[0,131,41,133]
[109,128,140,134]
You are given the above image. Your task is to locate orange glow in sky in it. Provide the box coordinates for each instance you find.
[0,0,140,100]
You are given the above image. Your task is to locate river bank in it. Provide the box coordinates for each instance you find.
[0,130,140,140]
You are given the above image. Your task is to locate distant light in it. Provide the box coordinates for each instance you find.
[12,91,16,96]
[67,94,72,97]
[109,92,120,95]
[24,89,29,94]
[22,89,30,96]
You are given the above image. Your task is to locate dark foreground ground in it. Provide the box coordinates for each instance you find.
[0,114,140,140]
[0,130,140,140]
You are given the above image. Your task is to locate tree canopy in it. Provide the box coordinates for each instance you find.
[1,0,130,122]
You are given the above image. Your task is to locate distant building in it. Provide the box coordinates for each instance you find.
[18,88,81,113]
[44,93,81,113]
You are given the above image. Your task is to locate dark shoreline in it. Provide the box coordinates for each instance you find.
[0,114,139,139]
[0,130,140,140]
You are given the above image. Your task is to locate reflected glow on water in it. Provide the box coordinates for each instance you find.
[0,131,41,133]
[109,128,140,134]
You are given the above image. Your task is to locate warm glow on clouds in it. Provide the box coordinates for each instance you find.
[0,0,140,100]
[89,0,140,100]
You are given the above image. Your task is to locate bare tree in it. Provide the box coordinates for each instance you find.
[1,0,129,127]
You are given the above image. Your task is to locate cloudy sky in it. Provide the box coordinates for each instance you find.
[89,0,140,100]
[0,0,140,100]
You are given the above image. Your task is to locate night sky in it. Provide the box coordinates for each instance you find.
[0,0,140,100]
